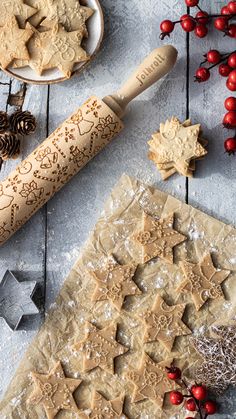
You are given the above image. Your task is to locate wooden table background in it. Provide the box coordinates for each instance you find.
[0,0,235,416]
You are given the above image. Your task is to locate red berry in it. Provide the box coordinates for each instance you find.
[185,0,199,6]
[181,14,190,21]
[225,96,236,111]
[166,366,181,380]
[196,11,209,24]
[228,53,236,69]
[214,17,228,31]
[223,111,236,128]
[191,385,207,400]
[227,78,236,91]
[170,391,183,405]
[207,49,221,64]
[219,63,232,77]
[185,398,196,412]
[195,67,210,82]
[160,20,175,34]
[181,16,196,32]
[195,24,208,38]
[228,1,236,13]
[221,5,231,15]
[224,137,236,154]
[228,24,236,38]
[204,400,217,415]
[229,70,236,84]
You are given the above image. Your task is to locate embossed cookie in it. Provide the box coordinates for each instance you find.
[0,16,33,69]
[126,353,176,408]
[142,295,191,351]
[42,0,94,35]
[27,0,54,27]
[13,25,52,73]
[179,253,230,311]
[90,256,141,310]
[14,22,89,77]
[28,361,82,419]
[38,22,89,77]
[132,211,186,264]
[148,117,207,179]
[74,322,129,373]
[0,0,36,28]
[80,391,127,419]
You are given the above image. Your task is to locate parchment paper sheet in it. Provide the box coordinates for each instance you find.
[1,174,236,419]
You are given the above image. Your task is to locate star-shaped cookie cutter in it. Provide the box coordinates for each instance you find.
[0,270,39,330]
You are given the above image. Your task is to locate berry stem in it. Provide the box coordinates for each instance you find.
[196,4,203,12]
[200,50,236,69]
[173,13,236,24]
[179,379,204,419]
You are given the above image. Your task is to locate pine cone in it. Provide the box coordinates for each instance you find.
[0,131,20,160]
[0,111,9,132]
[9,110,36,136]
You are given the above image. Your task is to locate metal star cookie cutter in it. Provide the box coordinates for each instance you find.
[0,270,39,330]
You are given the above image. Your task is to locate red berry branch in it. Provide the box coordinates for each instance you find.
[160,0,236,40]
[166,364,218,418]
[160,0,236,155]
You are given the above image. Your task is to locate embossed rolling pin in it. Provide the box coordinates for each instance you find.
[0,45,177,245]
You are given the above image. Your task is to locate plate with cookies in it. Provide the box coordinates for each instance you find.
[0,0,104,84]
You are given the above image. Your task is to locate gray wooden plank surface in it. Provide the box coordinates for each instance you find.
[0,82,48,397]
[0,0,235,416]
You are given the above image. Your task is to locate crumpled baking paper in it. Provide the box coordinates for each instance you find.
[1,174,236,419]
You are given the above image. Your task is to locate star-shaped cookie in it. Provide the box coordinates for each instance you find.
[13,25,51,72]
[27,0,54,26]
[90,257,141,310]
[29,361,82,419]
[39,22,89,78]
[81,391,126,419]
[0,0,36,28]
[193,325,236,394]
[126,353,176,407]
[42,0,94,34]
[0,16,33,69]
[14,22,89,77]
[133,212,186,264]
[148,117,207,178]
[179,253,230,311]
[151,127,208,181]
[142,295,191,351]
[74,322,129,373]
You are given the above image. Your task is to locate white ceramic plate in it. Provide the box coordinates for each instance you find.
[4,0,104,84]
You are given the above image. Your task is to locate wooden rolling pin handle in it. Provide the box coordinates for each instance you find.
[103,45,178,118]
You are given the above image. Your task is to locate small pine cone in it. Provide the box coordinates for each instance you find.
[9,110,36,136]
[0,111,9,132]
[0,131,20,160]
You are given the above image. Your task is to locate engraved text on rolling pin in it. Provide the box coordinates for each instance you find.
[136,54,166,86]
